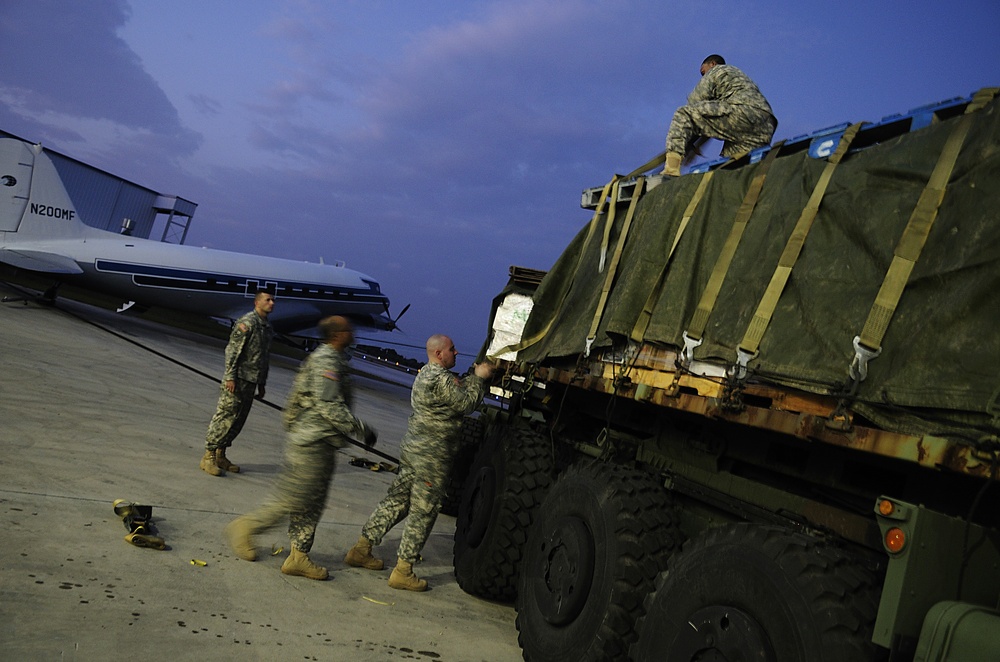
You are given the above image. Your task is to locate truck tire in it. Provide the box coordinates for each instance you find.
[630,522,884,662]
[453,422,553,601]
[439,416,485,516]
[515,462,683,662]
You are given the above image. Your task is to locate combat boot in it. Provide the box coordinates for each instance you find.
[124,531,166,549]
[345,535,384,570]
[281,548,329,580]
[388,559,427,591]
[662,151,683,177]
[215,448,240,473]
[200,449,224,476]
[224,517,257,561]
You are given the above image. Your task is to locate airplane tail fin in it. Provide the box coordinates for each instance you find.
[1,135,85,240]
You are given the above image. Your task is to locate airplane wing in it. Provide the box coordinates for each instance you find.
[0,248,84,274]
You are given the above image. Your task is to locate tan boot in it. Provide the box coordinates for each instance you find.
[200,449,224,476]
[345,535,384,570]
[216,448,240,473]
[124,531,166,550]
[662,151,683,177]
[388,559,427,591]
[224,517,256,561]
[281,548,329,580]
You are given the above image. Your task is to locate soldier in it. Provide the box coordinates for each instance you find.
[345,334,494,591]
[225,315,378,580]
[200,290,275,476]
[662,54,777,176]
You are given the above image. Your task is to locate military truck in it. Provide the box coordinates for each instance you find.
[450,88,1000,661]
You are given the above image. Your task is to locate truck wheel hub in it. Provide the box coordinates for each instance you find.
[536,516,595,625]
[669,605,774,661]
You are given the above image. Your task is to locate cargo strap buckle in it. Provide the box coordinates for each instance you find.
[849,336,881,382]
[728,347,757,382]
[681,331,703,368]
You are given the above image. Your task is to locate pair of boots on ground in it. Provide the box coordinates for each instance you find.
[200,448,239,476]
[225,519,427,591]
[113,499,166,550]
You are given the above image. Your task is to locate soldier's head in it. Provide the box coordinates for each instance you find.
[700,54,725,76]
[426,334,458,369]
[319,315,354,349]
[254,290,276,317]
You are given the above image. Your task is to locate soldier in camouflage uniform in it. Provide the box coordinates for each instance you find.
[200,290,275,477]
[225,316,378,580]
[345,334,494,591]
[663,54,777,176]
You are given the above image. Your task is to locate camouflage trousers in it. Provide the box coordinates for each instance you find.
[239,439,338,553]
[205,379,256,450]
[666,101,776,157]
[361,448,447,563]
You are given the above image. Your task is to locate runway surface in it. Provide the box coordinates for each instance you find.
[0,282,521,661]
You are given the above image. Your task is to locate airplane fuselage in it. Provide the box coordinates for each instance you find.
[0,134,392,334]
[0,232,390,333]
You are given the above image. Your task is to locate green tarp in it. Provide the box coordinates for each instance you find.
[517,94,1000,436]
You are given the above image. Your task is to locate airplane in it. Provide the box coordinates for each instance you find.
[0,134,404,338]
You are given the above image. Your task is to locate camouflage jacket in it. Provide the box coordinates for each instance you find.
[687,64,775,118]
[283,344,367,446]
[400,363,486,461]
[223,309,273,385]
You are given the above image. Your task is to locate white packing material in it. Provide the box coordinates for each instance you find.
[487,292,534,361]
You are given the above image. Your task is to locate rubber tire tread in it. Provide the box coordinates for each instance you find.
[453,422,554,601]
[631,522,885,662]
[515,462,684,662]
[440,416,485,516]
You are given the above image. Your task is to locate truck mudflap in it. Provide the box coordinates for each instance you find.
[913,601,1000,662]
[630,523,883,662]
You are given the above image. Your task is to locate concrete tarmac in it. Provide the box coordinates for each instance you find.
[0,282,521,661]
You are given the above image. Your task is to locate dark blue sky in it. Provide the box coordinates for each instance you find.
[2,0,998,365]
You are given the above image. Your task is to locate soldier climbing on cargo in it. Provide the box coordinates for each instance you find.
[200,289,275,476]
[662,54,777,176]
[345,334,494,591]
[225,315,378,580]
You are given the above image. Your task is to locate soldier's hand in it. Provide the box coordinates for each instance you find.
[474,361,495,379]
[361,422,378,448]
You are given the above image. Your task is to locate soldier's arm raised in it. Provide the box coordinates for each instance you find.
[436,369,488,416]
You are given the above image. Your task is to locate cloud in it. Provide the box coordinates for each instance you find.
[228,0,680,183]
[218,0,678,262]
[189,94,223,117]
[0,0,199,159]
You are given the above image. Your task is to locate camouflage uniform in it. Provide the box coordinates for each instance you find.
[205,309,273,452]
[240,343,369,552]
[666,64,777,158]
[361,363,486,563]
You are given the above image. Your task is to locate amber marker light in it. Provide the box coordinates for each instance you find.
[878,499,895,516]
[885,527,906,553]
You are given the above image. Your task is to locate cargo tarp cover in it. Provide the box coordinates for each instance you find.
[516,96,1000,436]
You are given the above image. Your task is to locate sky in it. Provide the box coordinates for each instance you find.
[1,0,998,366]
